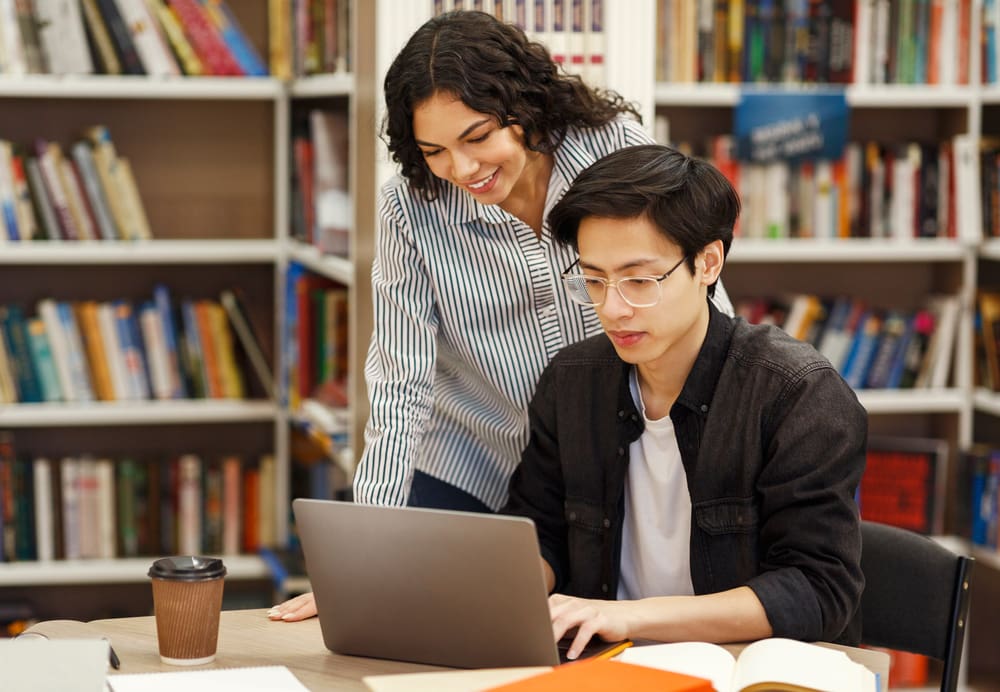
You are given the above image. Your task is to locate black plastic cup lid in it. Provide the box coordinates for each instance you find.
[148,556,227,581]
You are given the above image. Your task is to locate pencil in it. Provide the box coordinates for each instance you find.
[593,639,634,660]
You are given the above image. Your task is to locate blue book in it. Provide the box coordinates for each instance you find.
[180,300,207,399]
[843,311,883,389]
[0,305,43,403]
[25,317,63,402]
[284,262,307,408]
[55,301,96,402]
[112,301,150,400]
[197,0,268,76]
[153,284,188,399]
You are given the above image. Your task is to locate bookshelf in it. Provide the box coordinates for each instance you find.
[0,0,377,613]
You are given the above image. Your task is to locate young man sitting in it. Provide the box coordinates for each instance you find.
[502,144,867,660]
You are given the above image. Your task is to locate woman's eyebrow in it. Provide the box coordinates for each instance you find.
[415,119,493,147]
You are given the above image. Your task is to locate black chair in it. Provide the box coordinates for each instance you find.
[859,520,975,692]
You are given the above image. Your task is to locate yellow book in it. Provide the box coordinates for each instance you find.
[74,301,115,401]
[149,0,205,76]
[207,301,244,399]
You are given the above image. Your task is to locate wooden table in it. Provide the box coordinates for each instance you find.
[31,608,442,690]
[29,608,891,691]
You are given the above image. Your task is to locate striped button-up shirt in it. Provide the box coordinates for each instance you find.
[354,118,730,509]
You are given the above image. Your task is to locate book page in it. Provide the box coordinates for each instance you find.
[618,641,735,692]
[733,639,875,692]
[107,665,309,692]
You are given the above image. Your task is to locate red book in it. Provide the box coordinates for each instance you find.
[168,0,243,75]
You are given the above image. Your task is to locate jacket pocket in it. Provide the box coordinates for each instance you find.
[564,498,605,533]
[563,498,606,597]
[693,497,758,535]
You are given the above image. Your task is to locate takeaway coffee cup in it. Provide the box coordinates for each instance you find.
[148,556,227,665]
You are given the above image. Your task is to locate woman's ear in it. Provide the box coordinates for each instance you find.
[699,240,725,286]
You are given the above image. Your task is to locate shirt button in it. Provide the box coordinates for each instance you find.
[618,410,626,419]
[601,583,609,593]
[568,511,577,521]
[700,404,709,413]
[540,305,556,316]
[617,447,625,456]
[603,518,611,528]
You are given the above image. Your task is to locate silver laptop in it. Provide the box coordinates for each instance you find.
[293,498,561,669]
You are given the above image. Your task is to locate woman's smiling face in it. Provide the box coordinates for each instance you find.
[412,91,530,206]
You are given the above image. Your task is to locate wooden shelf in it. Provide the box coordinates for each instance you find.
[0,400,278,427]
[0,555,271,586]
[0,240,280,265]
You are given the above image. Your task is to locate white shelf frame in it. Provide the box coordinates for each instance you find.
[0,400,278,427]
[653,83,978,108]
[856,389,966,415]
[728,238,970,263]
[287,241,354,286]
[0,75,284,100]
[0,240,280,264]
[0,555,271,586]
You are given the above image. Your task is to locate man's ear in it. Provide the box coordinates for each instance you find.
[700,240,725,286]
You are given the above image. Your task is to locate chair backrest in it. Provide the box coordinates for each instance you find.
[859,520,975,692]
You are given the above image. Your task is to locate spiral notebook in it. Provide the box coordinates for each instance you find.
[107,665,308,691]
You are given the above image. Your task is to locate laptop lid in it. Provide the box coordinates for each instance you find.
[292,499,560,669]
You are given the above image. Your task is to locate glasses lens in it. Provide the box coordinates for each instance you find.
[563,276,605,305]
[618,278,660,307]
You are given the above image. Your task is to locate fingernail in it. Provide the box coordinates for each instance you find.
[281,613,293,620]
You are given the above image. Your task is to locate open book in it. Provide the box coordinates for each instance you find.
[618,638,878,692]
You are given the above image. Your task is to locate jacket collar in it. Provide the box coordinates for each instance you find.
[675,300,733,417]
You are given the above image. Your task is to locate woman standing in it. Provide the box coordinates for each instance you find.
[270,9,730,621]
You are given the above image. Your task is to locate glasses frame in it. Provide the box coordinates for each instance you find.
[560,255,689,308]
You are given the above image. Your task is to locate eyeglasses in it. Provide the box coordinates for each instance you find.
[561,255,688,308]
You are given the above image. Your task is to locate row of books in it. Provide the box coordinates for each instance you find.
[737,293,959,390]
[0,0,266,77]
[433,0,608,86]
[268,0,350,79]
[284,263,348,413]
[0,127,151,243]
[0,440,279,561]
[664,131,979,242]
[654,0,973,86]
[0,285,274,404]
[859,436,947,536]
[290,109,350,255]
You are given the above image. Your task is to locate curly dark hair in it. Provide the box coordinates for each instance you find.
[383,10,641,200]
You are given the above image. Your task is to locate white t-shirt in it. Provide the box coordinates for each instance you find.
[617,368,695,601]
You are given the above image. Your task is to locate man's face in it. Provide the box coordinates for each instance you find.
[576,215,712,368]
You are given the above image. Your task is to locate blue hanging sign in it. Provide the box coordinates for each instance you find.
[734,89,850,163]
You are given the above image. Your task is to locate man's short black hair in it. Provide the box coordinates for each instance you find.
[549,144,740,296]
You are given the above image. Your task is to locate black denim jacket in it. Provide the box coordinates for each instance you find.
[503,301,867,644]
